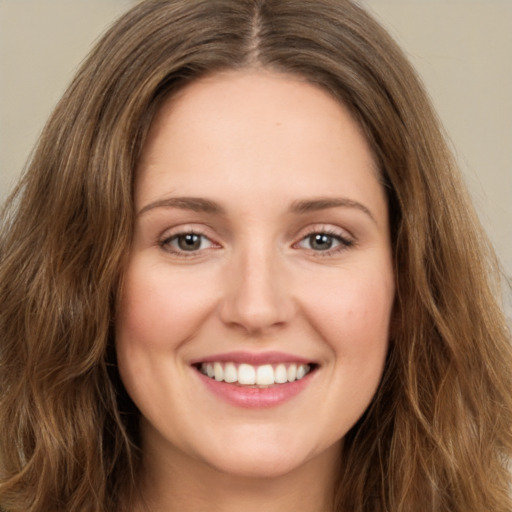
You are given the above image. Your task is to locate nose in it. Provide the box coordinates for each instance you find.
[218,243,295,335]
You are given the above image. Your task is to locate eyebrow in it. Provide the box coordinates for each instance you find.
[290,197,376,224]
[138,195,376,223]
[138,197,226,216]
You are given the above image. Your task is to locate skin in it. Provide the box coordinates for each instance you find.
[116,69,395,512]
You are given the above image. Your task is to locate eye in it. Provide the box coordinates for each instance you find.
[297,231,353,253]
[160,232,215,253]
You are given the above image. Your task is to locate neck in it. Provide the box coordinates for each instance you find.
[134,439,340,512]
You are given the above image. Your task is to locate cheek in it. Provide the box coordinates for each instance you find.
[116,260,218,353]
[302,266,393,432]
[301,264,394,361]
[114,259,221,419]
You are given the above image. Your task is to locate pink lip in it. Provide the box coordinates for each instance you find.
[195,370,315,408]
[191,351,317,409]
[190,351,313,366]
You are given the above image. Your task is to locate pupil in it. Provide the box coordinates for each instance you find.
[311,234,332,250]
[178,234,201,251]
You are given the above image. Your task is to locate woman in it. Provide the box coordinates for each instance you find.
[0,1,511,511]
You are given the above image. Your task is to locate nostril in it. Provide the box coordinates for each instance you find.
[218,302,293,334]
[218,266,295,332]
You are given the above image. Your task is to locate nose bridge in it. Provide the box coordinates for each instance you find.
[219,236,293,333]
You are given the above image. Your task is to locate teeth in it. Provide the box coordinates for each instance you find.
[275,363,288,383]
[224,362,237,383]
[287,364,297,382]
[256,364,274,385]
[238,364,256,385]
[214,362,224,381]
[199,362,312,386]
[296,365,307,380]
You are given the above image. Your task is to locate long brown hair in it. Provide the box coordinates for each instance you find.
[1,1,511,510]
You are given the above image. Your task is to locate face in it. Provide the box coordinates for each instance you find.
[116,70,395,479]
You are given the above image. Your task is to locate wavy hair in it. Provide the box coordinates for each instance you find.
[1,0,511,510]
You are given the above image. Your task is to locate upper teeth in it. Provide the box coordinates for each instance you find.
[199,362,311,386]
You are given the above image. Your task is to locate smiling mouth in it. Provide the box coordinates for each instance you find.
[194,362,316,387]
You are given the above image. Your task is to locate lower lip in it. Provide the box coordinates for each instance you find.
[194,369,315,408]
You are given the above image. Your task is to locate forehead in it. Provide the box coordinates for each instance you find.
[135,69,383,219]
[141,69,376,166]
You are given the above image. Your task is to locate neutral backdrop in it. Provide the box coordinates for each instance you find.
[0,0,511,320]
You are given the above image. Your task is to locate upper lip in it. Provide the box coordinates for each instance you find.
[190,351,314,366]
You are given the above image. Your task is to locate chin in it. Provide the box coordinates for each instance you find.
[194,432,337,480]
[206,451,309,479]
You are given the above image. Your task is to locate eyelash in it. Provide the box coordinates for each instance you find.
[159,229,216,258]
[295,227,355,256]
[158,227,355,257]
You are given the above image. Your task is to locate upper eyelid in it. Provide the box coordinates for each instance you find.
[295,231,353,248]
[295,223,355,241]
[162,231,211,244]
[168,233,214,247]
[158,232,220,258]
[159,224,213,240]
[292,224,357,252]
[157,223,355,247]
[158,225,218,249]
